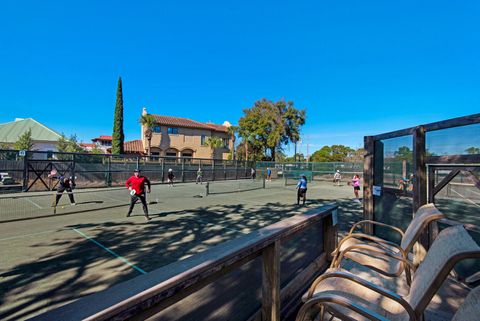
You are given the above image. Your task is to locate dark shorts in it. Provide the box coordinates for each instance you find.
[354,186,360,191]
[298,188,307,196]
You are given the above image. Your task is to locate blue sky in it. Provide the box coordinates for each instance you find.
[0,1,479,156]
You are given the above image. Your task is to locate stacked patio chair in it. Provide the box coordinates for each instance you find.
[331,203,445,287]
[296,225,480,321]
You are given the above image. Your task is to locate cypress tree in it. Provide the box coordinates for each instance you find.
[112,77,125,154]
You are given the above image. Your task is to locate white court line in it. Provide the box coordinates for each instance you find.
[72,228,147,275]
[0,229,58,242]
[450,188,480,208]
[23,197,43,209]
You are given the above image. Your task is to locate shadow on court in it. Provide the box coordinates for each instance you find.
[0,183,363,320]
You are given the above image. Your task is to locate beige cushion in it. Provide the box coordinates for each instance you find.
[338,237,404,277]
[452,286,480,321]
[307,268,409,321]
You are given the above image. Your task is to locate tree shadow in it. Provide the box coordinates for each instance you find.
[0,197,363,320]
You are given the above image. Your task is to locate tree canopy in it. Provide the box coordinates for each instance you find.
[310,145,355,162]
[57,134,84,154]
[238,98,305,160]
[204,136,223,159]
[112,77,125,154]
[466,146,480,154]
[393,146,412,161]
[14,129,35,151]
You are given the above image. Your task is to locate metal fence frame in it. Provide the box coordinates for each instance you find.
[0,149,255,192]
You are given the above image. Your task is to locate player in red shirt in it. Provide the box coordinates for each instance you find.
[125,169,152,221]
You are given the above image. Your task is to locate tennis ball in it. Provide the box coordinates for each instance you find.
[62,206,64,209]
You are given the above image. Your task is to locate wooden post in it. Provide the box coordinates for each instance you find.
[427,165,435,203]
[413,126,428,250]
[323,211,337,261]
[262,240,280,321]
[363,136,375,235]
[413,126,427,212]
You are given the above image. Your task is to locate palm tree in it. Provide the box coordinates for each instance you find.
[204,136,223,159]
[139,114,156,157]
[227,125,238,160]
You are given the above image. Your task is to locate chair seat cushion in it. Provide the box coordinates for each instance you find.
[338,237,404,276]
[304,268,410,321]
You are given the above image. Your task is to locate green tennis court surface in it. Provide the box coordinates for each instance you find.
[0,180,362,320]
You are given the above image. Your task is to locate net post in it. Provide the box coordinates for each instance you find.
[235,160,238,180]
[205,182,209,196]
[212,159,215,181]
[181,157,185,183]
[263,177,265,189]
[22,151,28,192]
[106,155,112,187]
[161,157,165,183]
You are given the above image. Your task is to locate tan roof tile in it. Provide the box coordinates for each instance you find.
[150,115,227,133]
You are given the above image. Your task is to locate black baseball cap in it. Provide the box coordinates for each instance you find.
[134,169,140,172]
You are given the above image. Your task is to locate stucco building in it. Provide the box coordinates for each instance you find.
[141,108,233,159]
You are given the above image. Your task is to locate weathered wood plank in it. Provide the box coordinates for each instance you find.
[262,240,280,321]
[433,169,461,196]
[33,205,338,321]
[371,127,415,141]
[427,154,480,164]
[423,113,480,131]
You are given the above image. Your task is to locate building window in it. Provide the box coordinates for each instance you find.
[201,135,206,146]
[153,125,161,133]
[168,127,178,134]
[223,138,230,149]
[166,152,177,157]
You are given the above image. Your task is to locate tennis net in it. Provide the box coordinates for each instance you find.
[284,171,313,186]
[0,187,140,222]
[205,179,265,196]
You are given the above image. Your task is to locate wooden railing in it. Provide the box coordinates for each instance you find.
[33,204,338,321]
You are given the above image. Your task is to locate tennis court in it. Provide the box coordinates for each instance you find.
[0,178,362,321]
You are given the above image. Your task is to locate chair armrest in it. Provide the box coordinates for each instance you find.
[334,244,415,284]
[296,293,392,321]
[335,233,404,257]
[348,220,405,238]
[306,270,416,321]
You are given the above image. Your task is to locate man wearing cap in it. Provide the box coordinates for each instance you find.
[125,169,152,221]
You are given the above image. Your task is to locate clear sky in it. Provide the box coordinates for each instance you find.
[1,1,479,156]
